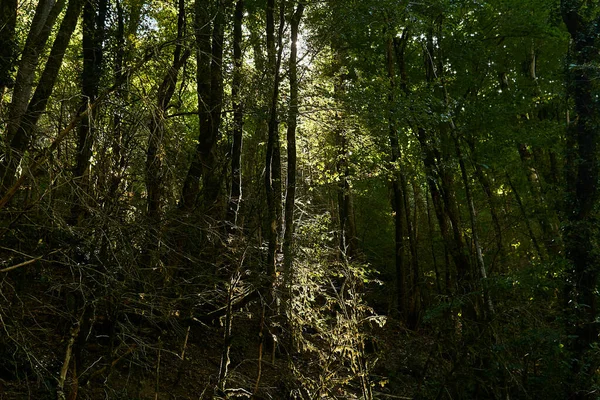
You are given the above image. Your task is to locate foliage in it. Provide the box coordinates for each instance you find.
[0,0,596,398]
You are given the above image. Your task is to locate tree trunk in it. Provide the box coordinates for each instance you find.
[181,0,224,210]
[1,0,65,190]
[283,1,304,295]
[405,177,421,327]
[227,0,244,228]
[204,0,225,207]
[144,0,189,267]
[561,4,600,398]
[4,0,63,144]
[455,134,494,318]
[0,0,17,98]
[146,0,187,224]
[265,0,285,279]
[417,127,472,295]
[70,0,108,225]
[466,138,505,270]
[0,0,83,194]
[335,128,357,259]
[385,35,408,319]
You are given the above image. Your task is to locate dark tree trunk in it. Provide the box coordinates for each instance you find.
[204,0,225,207]
[0,0,17,98]
[181,0,224,210]
[70,0,108,225]
[417,127,471,295]
[265,0,285,279]
[4,0,64,143]
[455,134,494,318]
[143,0,189,269]
[283,1,304,293]
[104,0,143,208]
[418,21,473,299]
[0,0,83,194]
[146,0,188,224]
[385,35,408,320]
[334,122,357,260]
[1,0,65,190]
[404,175,421,327]
[466,138,505,269]
[561,4,600,398]
[227,0,244,228]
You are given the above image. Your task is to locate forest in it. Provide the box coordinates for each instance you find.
[0,0,599,398]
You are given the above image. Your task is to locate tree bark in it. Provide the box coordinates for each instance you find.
[146,0,188,224]
[265,0,285,279]
[227,0,245,228]
[466,138,505,269]
[282,1,304,295]
[561,3,600,398]
[4,0,64,144]
[1,0,65,190]
[181,0,224,210]
[0,0,17,98]
[385,35,408,319]
[0,0,83,194]
[455,134,494,318]
[70,0,108,225]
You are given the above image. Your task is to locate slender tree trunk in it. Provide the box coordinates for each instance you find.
[335,128,357,259]
[561,4,600,398]
[406,178,421,326]
[283,1,304,296]
[102,0,143,219]
[265,0,285,279]
[204,0,225,207]
[70,0,108,225]
[0,0,65,189]
[144,0,189,266]
[390,26,414,320]
[0,0,83,194]
[227,0,244,228]
[425,185,442,294]
[146,0,187,223]
[0,0,17,98]
[385,35,407,319]
[4,0,63,143]
[329,43,357,260]
[506,172,544,260]
[455,134,494,318]
[466,138,505,269]
[181,0,224,210]
[419,21,473,297]
[417,127,472,295]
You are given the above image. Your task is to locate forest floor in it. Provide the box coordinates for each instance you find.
[0,290,426,399]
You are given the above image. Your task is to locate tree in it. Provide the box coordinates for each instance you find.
[0,0,17,101]
[561,2,600,397]
[227,0,245,227]
[0,0,84,193]
[283,0,304,303]
[70,0,108,224]
[0,0,594,398]
[181,0,225,211]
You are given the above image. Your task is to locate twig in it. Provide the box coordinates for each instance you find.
[85,344,137,382]
[253,303,266,395]
[0,42,161,210]
[0,248,62,273]
[155,337,162,400]
[371,392,413,399]
[172,327,191,388]
[57,320,82,400]
[0,257,41,273]
[180,325,190,360]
